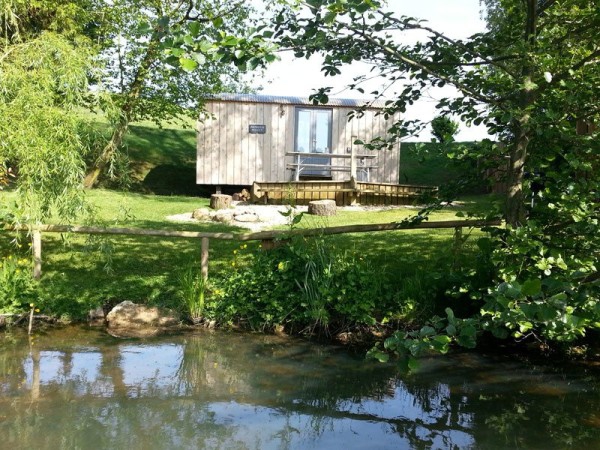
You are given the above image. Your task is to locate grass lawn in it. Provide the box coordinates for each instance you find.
[1,188,493,320]
[0,118,495,320]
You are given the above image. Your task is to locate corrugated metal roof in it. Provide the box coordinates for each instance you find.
[207,93,389,109]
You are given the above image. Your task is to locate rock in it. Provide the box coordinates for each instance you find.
[192,208,211,220]
[210,194,232,210]
[308,199,337,216]
[106,301,181,337]
[212,211,233,223]
[234,213,259,223]
[88,307,105,326]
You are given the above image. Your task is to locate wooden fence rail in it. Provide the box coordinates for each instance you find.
[3,219,501,281]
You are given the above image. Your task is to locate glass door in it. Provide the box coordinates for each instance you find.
[294,108,332,177]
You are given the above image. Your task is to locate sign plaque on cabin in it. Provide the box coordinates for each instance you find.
[248,124,267,134]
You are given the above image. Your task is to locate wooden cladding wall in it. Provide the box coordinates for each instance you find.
[196,99,400,186]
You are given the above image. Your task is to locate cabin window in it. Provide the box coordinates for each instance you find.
[294,108,333,178]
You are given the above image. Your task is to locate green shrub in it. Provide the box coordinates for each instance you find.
[0,254,38,314]
[212,237,392,334]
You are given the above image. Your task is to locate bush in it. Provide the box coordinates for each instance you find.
[0,254,38,314]
[211,237,393,335]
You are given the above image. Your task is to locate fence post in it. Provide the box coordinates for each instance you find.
[32,230,42,280]
[201,237,209,280]
[452,227,463,270]
[350,140,357,179]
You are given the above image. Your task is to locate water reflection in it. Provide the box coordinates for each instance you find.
[1,327,599,449]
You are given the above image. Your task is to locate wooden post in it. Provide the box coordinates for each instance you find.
[32,230,42,280]
[350,140,357,179]
[453,226,463,270]
[295,154,301,181]
[201,237,209,280]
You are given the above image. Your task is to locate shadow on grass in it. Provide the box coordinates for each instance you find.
[142,165,214,197]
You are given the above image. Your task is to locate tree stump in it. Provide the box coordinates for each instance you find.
[308,199,337,216]
[210,194,232,210]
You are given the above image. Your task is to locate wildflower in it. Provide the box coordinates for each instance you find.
[29,303,34,308]
[233,250,238,255]
[35,309,40,313]
[242,244,247,249]
[277,261,286,271]
[231,262,236,267]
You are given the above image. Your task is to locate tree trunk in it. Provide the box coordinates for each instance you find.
[506,124,529,226]
[505,0,537,227]
[83,34,160,189]
[210,194,232,210]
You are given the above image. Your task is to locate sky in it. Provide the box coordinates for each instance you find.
[255,0,489,141]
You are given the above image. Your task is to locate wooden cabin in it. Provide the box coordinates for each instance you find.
[196,94,401,190]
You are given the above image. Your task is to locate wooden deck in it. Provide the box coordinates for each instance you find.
[251,180,437,206]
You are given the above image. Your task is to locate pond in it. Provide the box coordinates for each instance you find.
[1,326,599,449]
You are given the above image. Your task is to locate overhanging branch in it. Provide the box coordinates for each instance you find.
[351,28,506,109]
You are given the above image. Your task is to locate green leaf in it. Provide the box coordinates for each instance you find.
[366,347,389,363]
[137,21,152,35]
[192,53,206,65]
[179,57,198,72]
[222,36,239,46]
[457,334,477,349]
[188,21,201,36]
[419,325,436,337]
[518,321,533,333]
[212,17,224,28]
[521,279,541,297]
[445,308,455,323]
[407,356,419,371]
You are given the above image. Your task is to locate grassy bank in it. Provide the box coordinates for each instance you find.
[1,118,494,330]
[0,189,492,324]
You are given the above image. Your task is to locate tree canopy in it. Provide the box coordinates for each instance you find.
[274,0,599,348]
[0,1,95,223]
[83,0,276,187]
